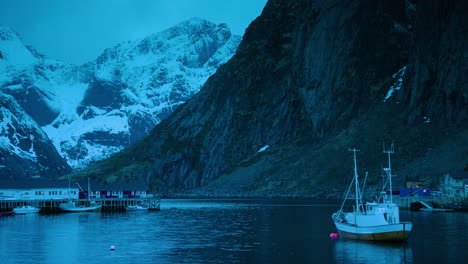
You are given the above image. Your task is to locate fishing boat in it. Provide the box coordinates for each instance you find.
[13,205,40,214]
[332,146,412,241]
[59,200,102,212]
[59,178,102,212]
[126,204,149,211]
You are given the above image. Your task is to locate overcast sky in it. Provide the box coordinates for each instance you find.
[0,0,268,64]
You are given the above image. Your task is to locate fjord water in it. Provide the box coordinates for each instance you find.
[0,200,466,264]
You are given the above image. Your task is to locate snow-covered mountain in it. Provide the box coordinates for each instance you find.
[0,18,240,175]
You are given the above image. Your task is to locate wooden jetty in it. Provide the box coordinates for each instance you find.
[0,197,160,213]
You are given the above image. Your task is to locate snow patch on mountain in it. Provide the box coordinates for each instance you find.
[0,93,46,163]
[384,66,406,102]
[0,26,37,66]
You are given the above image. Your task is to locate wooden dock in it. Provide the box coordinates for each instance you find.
[0,197,160,213]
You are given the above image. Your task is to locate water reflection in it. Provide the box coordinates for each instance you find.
[2,200,467,263]
[334,240,413,264]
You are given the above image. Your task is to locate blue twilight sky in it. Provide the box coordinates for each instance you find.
[0,0,268,64]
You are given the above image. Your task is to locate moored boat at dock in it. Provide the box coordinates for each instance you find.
[13,205,40,214]
[59,200,102,212]
[126,204,149,211]
[332,146,412,241]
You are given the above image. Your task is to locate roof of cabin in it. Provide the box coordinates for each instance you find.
[0,179,71,189]
[0,179,149,191]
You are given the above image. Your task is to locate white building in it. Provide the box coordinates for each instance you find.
[0,180,79,200]
[441,171,468,198]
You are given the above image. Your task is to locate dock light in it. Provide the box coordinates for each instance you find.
[110,245,115,251]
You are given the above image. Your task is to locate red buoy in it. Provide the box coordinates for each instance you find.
[330,233,339,238]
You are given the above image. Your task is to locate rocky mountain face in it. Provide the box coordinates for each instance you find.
[76,0,467,196]
[52,18,240,168]
[0,94,71,179]
[0,19,240,179]
[0,26,75,179]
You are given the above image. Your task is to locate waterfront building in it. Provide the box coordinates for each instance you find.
[441,171,468,198]
[0,180,79,200]
[76,181,151,199]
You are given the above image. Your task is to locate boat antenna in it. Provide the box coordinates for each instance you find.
[348,148,361,213]
[88,177,91,201]
[76,182,87,200]
[360,171,368,211]
[383,143,395,203]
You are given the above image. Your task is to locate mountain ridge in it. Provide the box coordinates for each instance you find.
[0,18,241,179]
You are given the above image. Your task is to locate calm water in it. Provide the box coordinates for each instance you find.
[0,199,467,264]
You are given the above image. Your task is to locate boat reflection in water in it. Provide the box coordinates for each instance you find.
[334,240,413,264]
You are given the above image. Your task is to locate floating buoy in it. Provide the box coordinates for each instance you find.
[330,233,339,239]
[110,245,115,251]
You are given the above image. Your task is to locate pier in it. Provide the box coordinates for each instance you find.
[0,197,160,213]
[393,195,467,211]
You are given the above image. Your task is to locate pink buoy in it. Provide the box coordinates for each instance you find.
[110,245,115,251]
[330,233,339,239]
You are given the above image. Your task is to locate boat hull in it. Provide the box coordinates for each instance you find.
[334,221,412,241]
[59,203,102,212]
[13,207,40,214]
[126,206,148,211]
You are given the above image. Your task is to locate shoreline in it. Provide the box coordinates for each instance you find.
[160,192,342,200]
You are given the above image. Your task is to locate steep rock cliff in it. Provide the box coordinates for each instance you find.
[0,94,71,180]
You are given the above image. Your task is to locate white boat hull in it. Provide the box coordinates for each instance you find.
[334,220,412,241]
[13,207,40,214]
[126,206,148,211]
[59,202,102,212]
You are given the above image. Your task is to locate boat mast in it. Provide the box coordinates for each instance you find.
[349,148,360,213]
[87,177,91,201]
[383,144,395,203]
[68,176,71,198]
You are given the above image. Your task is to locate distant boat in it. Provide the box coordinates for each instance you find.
[126,204,149,211]
[59,200,102,212]
[13,205,40,214]
[332,146,413,241]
